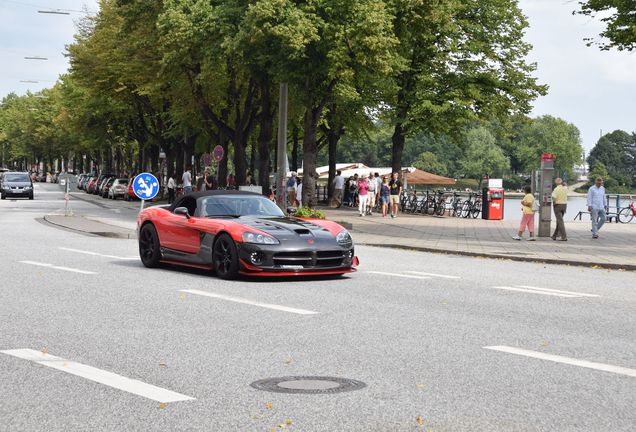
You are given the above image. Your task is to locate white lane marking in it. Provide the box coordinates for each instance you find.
[1,349,195,402]
[404,271,460,279]
[19,261,97,275]
[516,285,600,298]
[491,285,598,298]
[491,286,579,298]
[367,271,431,280]
[484,346,636,378]
[59,247,138,260]
[180,289,319,315]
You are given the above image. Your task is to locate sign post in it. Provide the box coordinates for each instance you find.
[133,172,160,212]
[538,153,555,237]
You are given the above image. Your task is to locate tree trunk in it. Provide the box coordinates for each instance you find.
[291,125,299,172]
[233,130,247,186]
[327,133,339,200]
[302,107,320,208]
[257,78,273,193]
[391,122,406,174]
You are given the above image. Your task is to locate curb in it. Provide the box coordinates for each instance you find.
[43,215,136,240]
[357,242,636,272]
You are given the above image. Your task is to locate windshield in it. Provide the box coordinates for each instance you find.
[200,195,285,218]
[4,174,30,182]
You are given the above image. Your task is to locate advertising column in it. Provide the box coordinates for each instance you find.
[538,153,555,237]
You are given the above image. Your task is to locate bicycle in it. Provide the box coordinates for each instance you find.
[618,201,635,223]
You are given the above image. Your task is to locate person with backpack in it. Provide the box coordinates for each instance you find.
[286,172,298,206]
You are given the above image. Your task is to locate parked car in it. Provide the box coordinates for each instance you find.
[101,177,116,198]
[124,178,138,201]
[95,174,115,195]
[108,178,129,200]
[86,176,99,194]
[1,171,34,200]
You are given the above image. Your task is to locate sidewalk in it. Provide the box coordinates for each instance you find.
[44,214,136,239]
[321,206,636,270]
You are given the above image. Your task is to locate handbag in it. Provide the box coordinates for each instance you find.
[532,199,540,212]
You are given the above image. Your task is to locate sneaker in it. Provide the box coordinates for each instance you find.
[592,234,598,239]
[391,214,395,219]
[512,235,522,241]
[527,237,536,241]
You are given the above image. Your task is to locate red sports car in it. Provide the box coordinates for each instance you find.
[137,190,358,279]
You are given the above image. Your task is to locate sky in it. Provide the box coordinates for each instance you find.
[1,0,635,154]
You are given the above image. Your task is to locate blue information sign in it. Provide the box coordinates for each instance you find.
[133,173,159,200]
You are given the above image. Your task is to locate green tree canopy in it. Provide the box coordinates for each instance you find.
[577,1,636,51]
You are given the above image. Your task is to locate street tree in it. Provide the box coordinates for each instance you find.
[577,1,636,51]
[386,0,547,173]
[459,127,509,179]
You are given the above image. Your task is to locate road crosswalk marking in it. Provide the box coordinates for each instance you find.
[491,285,599,298]
[484,346,636,378]
[1,349,196,403]
[181,289,319,315]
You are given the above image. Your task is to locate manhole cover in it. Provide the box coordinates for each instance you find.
[250,376,366,394]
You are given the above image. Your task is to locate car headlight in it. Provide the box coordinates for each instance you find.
[242,231,279,245]
[24,185,32,190]
[336,230,353,246]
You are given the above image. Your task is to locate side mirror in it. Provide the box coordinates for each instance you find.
[287,206,297,215]
[175,207,190,219]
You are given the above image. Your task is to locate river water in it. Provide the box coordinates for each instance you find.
[503,195,634,221]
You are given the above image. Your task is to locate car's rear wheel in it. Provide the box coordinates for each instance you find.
[139,223,161,268]
[213,233,239,280]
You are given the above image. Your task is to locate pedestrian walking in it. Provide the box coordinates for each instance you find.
[380,176,390,217]
[587,177,606,239]
[182,165,193,194]
[349,174,359,208]
[366,171,376,215]
[513,185,536,241]
[167,175,176,204]
[205,169,217,190]
[332,170,344,208]
[286,172,298,206]
[551,178,568,241]
[374,172,382,205]
[388,172,402,218]
[296,178,303,207]
[357,175,369,216]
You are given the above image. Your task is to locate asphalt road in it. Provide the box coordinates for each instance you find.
[0,183,634,431]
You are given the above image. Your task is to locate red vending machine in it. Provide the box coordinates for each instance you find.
[482,179,504,220]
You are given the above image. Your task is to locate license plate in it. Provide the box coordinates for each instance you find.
[280,265,304,270]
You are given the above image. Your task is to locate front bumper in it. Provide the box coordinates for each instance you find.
[3,189,32,197]
[237,243,358,276]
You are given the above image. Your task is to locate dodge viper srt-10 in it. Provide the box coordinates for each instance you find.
[137,190,358,279]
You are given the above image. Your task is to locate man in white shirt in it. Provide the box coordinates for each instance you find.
[332,170,344,208]
[587,177,606,239]
[182,165,193,194]
[167,175,176,203]
[366,171,376,215]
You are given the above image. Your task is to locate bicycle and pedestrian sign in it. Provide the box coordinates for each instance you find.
[134,173,159,201]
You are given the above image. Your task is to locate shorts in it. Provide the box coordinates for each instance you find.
[390,195,400,205]
[380,196,389,205]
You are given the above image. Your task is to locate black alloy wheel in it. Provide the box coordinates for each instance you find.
[139,223,161,268]
[213,233,239,280]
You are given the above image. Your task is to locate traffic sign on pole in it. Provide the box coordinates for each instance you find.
[213,145,224,162]
[133,172,160,212]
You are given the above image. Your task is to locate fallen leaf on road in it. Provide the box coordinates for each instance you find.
[265,402,273,410]
[179,293,187,300]
[284,419,292,426]
[416,415,424,425]
[416,384,425,390]
[159,403,168,409]
[285,358,293,365]
[159,363,167,367]
[542,341,549,347]
[41,347,48,356]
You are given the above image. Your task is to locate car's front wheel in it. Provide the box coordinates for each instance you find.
[139,223,161,268]
[213,233,239,280]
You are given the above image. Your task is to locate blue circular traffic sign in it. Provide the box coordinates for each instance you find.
[133,173,159,200]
